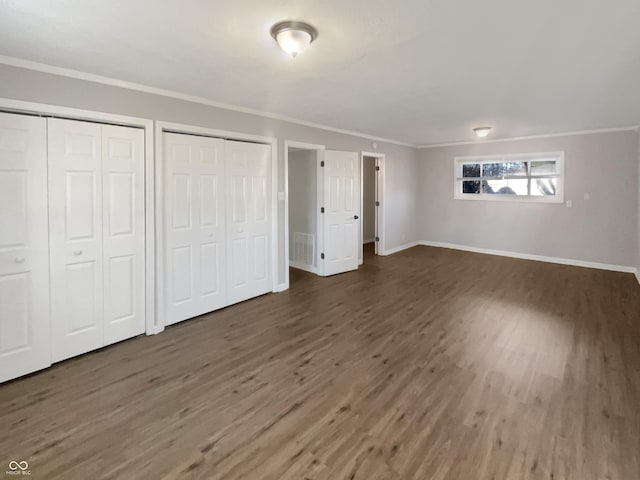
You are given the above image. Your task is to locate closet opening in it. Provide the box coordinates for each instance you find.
[286,143,323,286]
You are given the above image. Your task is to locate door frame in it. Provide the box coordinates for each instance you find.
[360,152,385,261]
[155,121,278,332]
[283,140,326,290]
[0,97,157,334]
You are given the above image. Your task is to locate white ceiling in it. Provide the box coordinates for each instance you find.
[1,0,639,146]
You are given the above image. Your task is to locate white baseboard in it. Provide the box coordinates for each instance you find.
[364,238,375,244]
[289,261,317,274]
[380,241,419,256]
[635,269,640,286]
[418,240,636,274]
[273,283,288,293]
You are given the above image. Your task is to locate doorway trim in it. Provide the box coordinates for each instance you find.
[155,121,278,333]
[360,152,386,261]
[283,140,326,291]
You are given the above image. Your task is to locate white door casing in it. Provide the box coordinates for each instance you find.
[0,113,51,382]
[323,150,360,276]
[48,118,104,362]
[164,133,227,325]
[102,124,145,345]
[226,140,271,305]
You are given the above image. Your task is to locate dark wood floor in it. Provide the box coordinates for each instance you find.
[2,246,640,479]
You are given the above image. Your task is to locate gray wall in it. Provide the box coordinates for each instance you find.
[288,150,317,267]
[637,129,640,272]
[418,131,640,267]
[363,156,376,242]
[0,64,419,286]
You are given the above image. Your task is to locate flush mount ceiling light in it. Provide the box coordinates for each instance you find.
[271,21,318,57]
[473,126,493,138]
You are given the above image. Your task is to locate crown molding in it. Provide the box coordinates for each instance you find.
[417,126,639,149]
[0,55,414,147]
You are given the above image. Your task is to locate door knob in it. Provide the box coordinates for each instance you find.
[15,257,25,264]
[354,215,359,219]
[73,250,83,256]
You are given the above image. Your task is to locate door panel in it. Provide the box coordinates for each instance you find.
[0,113,50,383]
[102,125,145,345]
[48,118,103,362]
[225,141,271,305]
[165,133,226,324]
[322,150,360,276]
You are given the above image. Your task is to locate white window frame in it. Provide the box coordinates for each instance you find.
[453,151,565,203]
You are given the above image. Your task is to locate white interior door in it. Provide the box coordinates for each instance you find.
[48,118,104,362]
[165,133,226,325]
[226,140,271,305]
[0,113,50,382]
[322,150,360,276]
[102,125,145,345]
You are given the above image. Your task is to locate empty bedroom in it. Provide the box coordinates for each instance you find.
[0,1,639,479]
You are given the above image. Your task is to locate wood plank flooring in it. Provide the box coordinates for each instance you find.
[1,245,640,480]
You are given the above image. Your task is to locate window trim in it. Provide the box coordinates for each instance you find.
[453,151,565,203]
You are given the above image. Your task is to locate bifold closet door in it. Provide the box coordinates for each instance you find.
[0,113,50,383]
[101,125,145,345]
[165,133,226,325]
[225,140,271,305]
[49,119,145,362]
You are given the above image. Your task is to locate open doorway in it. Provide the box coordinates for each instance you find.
[360,152,384,262]
[285,141,324,287]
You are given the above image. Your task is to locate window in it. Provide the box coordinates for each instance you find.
[454,152,564,203]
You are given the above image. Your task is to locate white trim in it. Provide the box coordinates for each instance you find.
[360,152,386,260]
[380,241,419,256]
[155,121,279,330]
[0,97,159,335]
[364,238,376,244]
[418,126,639,149]
[289,261,318,274]
[0,55,413,147]
[418,240,637,273]
[453,151,565,204]
[635,269,640,287]
[283,140,326,291]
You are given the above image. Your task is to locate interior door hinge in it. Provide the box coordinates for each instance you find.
[321,207,325,213]
[375,165,380,171]
[375,201,380,207]
[321,160,325,167]
[321,253,325,259]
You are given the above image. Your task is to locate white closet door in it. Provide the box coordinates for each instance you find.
[102,125,145,345]
[226,140,271,305]
[49,119,104,362]
[165,133,226,325]
[323,150,360,276]
[0,113,50,383]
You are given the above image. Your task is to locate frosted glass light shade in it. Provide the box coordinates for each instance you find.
[276,30,312,57]
[271,21,318,57]
[473,127,492,138]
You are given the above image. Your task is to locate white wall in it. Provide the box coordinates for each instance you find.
[418,130,639,268]
[0,64,419,287]
[363,156,376,243]
[288,150,317,267]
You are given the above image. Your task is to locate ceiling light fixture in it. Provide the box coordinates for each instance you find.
[271,21,318,57]
[473,126,493,138]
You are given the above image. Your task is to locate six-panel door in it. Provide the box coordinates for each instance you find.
[48,119,145,362]
[323,150,360,276]
[0,113,51,383]
[165,133,227,325]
